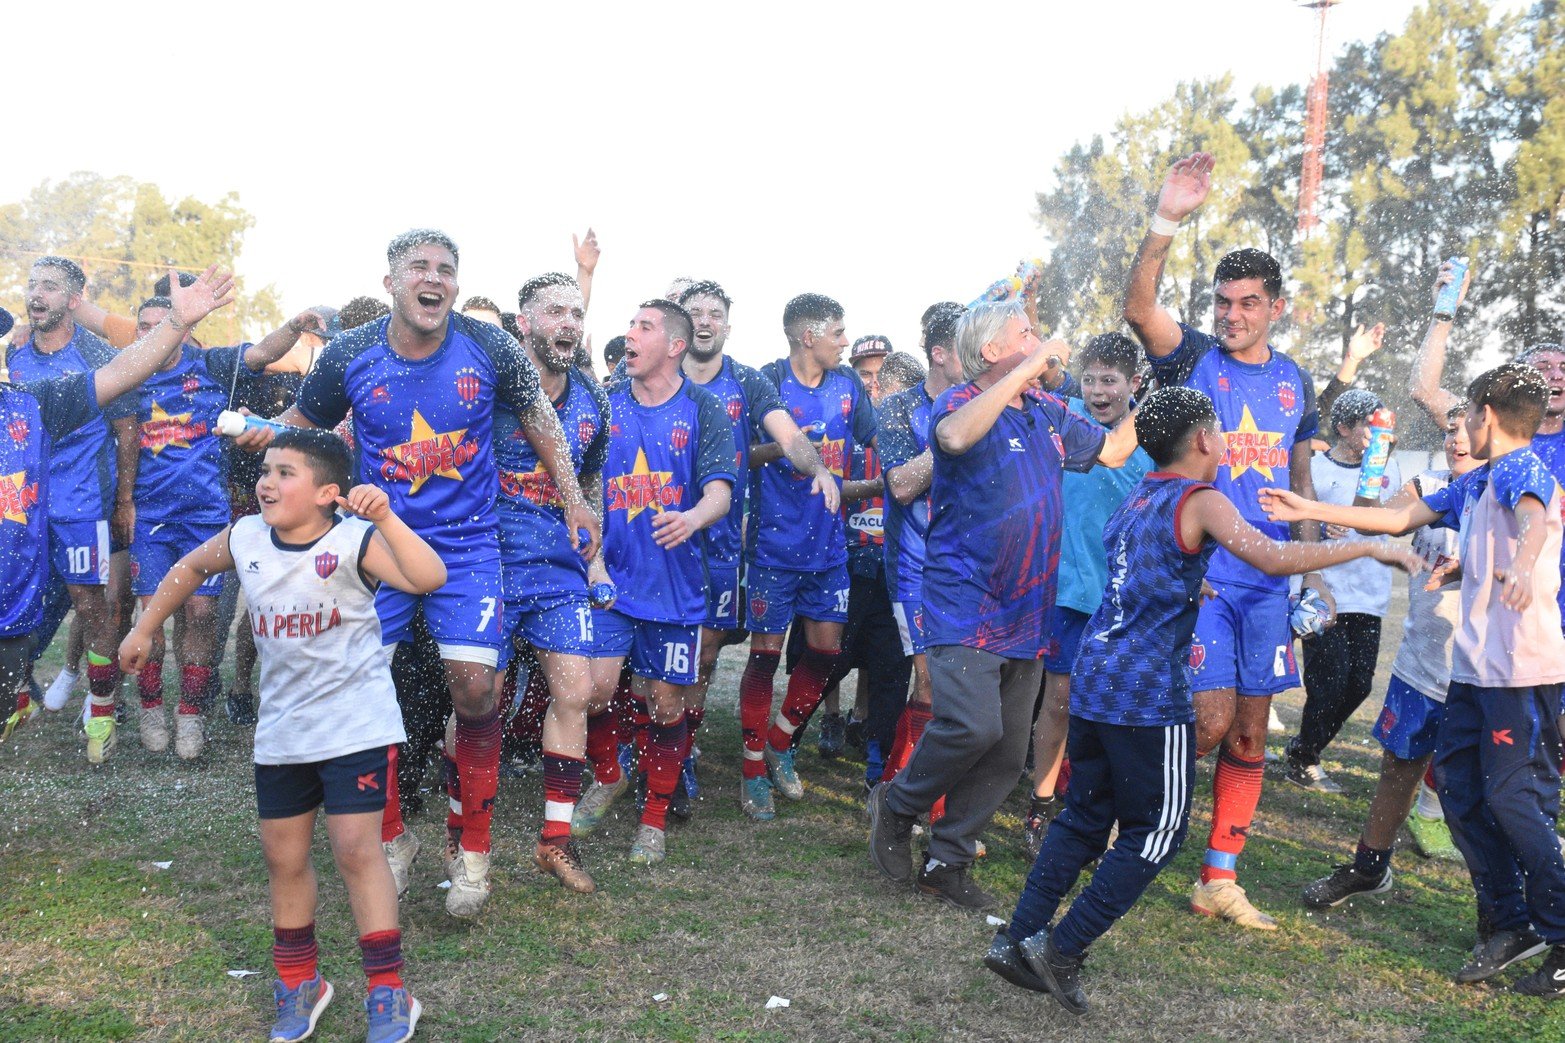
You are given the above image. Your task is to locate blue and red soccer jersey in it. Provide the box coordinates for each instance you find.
[601,378,736,625]
[879,382,934,604]
[6,326,132,522]
[1149,325,1318,593]
[922,384,1105,659]
[747,360,876,572]
[0,374,99,637]
[134,344,257,527]
[691,356,785,569]
[494,368,610,600]
[845,440,884,578]
[1072,474,1218,727]
[296,313,542,567]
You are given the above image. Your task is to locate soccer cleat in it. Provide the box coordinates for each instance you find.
[867,782,915,883]
[1019,932,1089,1016]
[764,745,804,801]
[174,713,204,760]
[1406,812,1462,862]
[917,859,997,911]
[1512,945,1565,998]
[444,849,492,918]
[571,775,629,836]
[983,929,1049,994]
[43,668,79,712]
[383,830,420,899]
[1301,863,1392,909]
[269,975,333,1042]
[628,824,666,866]
[1191,879,1279,930]
[740,776,776,822]
[1,699,39,742]
[1023,795,1058,860]
[817,712,846,759]
[535,839,596,894]
[1455,927,1547,983]
[681,750,701,801]
[225,689,257,726]
[85,716,116,765]
[364,984,421,1043]
[139,703,170,753]
[1284,755,1344,794]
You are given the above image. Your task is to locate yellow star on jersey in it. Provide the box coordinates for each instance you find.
[1224,404,1284,481]
[144,401,194,455]
[0,472,31,523]
[388,409,469,495]
[623,447,673,523]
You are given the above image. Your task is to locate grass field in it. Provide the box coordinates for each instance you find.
[3,588,1564,1042]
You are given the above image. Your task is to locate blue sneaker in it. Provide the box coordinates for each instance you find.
[270,975,333,1042]
[364,985,421,1043]
[740,775,776,821]
[764,744,803,800]
[681,753,701,801]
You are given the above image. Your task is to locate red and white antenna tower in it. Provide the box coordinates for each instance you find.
[1297,0,1343,238]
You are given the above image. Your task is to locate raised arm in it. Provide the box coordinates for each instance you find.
[574,228,599,314]
[936,337,1064,455]
[1409,261,1470,424]
[339,485,447,594]
[92,266,235,406]
[1123,152,1214,359]
[1257,486,1440,538]
[1318,323,1385,421]
[241,310,329,372]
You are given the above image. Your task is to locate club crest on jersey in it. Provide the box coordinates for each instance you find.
[726,398,743,422]
[315,551,339,579]
[181,374,200,395]
[1188,640,1207,671]
[1217,376,1231,392]
[7,416,28,443]
[370,385,391,404]
[670,425,690,451]
[1051,432,1065,458]
[455,367,482,407]
[578,419,597,447]
[1278,383,1296,412]
[840,395,852,418]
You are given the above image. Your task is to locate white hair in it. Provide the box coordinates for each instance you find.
[954,301,1026,382]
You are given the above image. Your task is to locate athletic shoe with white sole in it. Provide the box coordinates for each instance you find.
[1455,927,1547,983]
[1191,879,1279,930]
[43,668,79,712]
[1,698,38,742]
[269,975,333,1042]
[740,776,776,822]
[1512,945,1565,998]
[1284,754,1344,794]
[444,848,492,918]
[571,775,629,836]
[1301,863,1392,908]
[174,713,204,760]
[764,745,803,801]
[1406,812,1462,861]
[628,824,666,866]
[85,716,116,764]
[383,830,420,899]
[365,985,421,1043]
[139,703,169,753]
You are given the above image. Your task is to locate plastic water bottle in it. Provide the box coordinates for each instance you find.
[1354,407,1396,499]
[1432,257,1468,321]
[215,410,289,437]
[1289,588,1329,638]
[801,421,827,441]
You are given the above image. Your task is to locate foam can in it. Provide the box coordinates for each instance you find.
[215,410,289,438]
[1354,407,1396,499]
[1432,257,1468,321]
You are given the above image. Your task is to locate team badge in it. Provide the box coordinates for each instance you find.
[7,416,28,443]
[670,425,690,450]
[1217,376,1230,392]
[1278,383,1296,411]
[455,367,482,407]
[750,595,769,621]
[1377,706,1396,734]
[371,385,391,404]
[315,551,339,579]
[1188,640,1206,671]
[578,419,597,446]
[840,395,852,418]
[726,398,743,422]
[181,375,200,394]
[1051,432,1065,458]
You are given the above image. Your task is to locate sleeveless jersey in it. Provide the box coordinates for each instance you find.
[494,369,610,600]
[295,313,542,566]
[879,382,934,603]
[691,356,785,568]
[602,378,736,624]
[6,325,133,521]
[748,360,877,572]
[1150,325,1318,593]
[1072,474,1217,727]
[134,344,254,527]
[230,514,405,764]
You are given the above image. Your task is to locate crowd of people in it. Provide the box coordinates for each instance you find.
[2,150,1564,1040]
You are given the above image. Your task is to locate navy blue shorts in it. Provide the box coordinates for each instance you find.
[255,745,392,819]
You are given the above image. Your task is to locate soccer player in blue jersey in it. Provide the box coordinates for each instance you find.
[493,271,612,893]
[673,280,835,819]
[868,302,1139,910]
[1122,151,1330,929]
[0,270,236,745]
[987,386,1423,1015]
[739,293,875,819]
[585,299,735,865]
[5,258,137,762]
[128,296,329,762]
[236,229,598,918]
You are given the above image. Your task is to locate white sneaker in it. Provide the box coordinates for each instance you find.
[140,703,170,753]
[445,848,492,918]
[44,668,79,712]
[173,713,204,760]
[383,830,420,899]
[1267,706,1285,734]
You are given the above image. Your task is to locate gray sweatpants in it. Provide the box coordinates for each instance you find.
[885,644,1043,867]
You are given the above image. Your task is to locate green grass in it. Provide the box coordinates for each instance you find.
[3,590,1563,1041]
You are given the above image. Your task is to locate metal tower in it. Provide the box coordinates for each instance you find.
[1297,1,1343,237]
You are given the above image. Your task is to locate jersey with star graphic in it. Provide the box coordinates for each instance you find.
[601,377,736,624]
[134,344,255,527]
[1149,324,1319,593]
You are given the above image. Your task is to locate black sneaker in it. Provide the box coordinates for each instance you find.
[817,713,846,759]
[983,929,1048,994]
[844,714,867,754]
[668,771,693,822]
[225,690,257,726]
[1019,932,1089,1016]
[1284,750,1344,794]
[1301,863,1392,909]
[1023,795,1058,861]
[1456,927,1548,983]
[867,782,915,883]
[917,859,996,911]
[1513,945,1565,997]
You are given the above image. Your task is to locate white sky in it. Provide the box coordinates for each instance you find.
[2,0,1526,366]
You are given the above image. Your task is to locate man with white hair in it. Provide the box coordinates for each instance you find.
[867,301,1138,910]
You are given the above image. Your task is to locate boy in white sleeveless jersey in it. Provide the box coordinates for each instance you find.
[121,429,445,1043]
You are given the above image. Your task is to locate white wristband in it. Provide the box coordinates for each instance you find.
[1149,212,1181,237]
